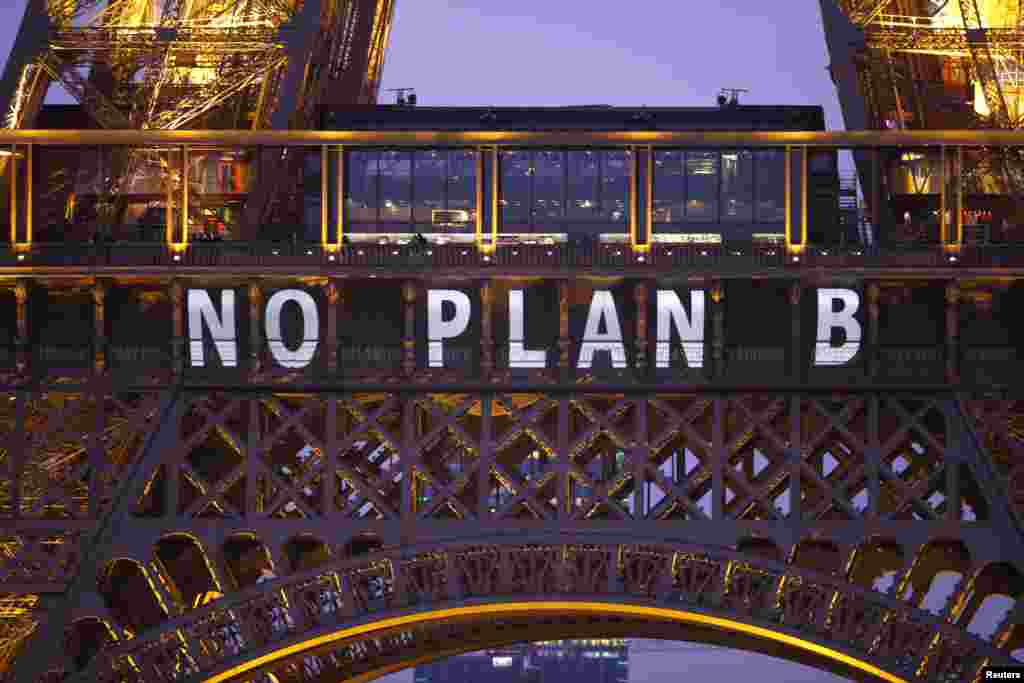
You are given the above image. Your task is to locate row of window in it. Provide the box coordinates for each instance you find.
[343,149,793,227]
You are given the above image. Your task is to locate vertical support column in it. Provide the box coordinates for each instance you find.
[477,394,492,520]
[870,149,882,247]
[249,283,262,376]
[170,280,184,375]
[321,145,330,246]
[402,281,417,376]
[9,146,17,246]
[867,394,880,519]
[945,399,962,523]
[337,146,345,245]
[165,149,175,245]
[558,396,570,523]
[710,280,724,381]
[401,395,416,543]
[633,398,648,519]
[326,146,344,247]
[800,148,808,248]
[14,280,28,375]
[946,281,960,385]
[940,146,948,245]
[789,395,802,523]
[712,397,724,520]
[92,281,107,374]
[631,147,651,250]
[245,397,259,517]
[954,146,963,247]
[480,279,493,377]
[478,147,499,251]
[323,395,337,520]
[26,144,32,245]
[558,280,570,379]
[785,147,807,253]
[324,280,340,375]
[789,281,802,384]
[9,392,24,520]
[181,145,190,244]
[866,282,880,380]
[635,281,648,377]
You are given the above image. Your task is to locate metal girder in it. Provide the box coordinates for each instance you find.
[850,0,892,25]
[0,382,1020,682]
[5,388,182,683]
[35,53,131,129]
[0,0,53,130]
[958,0,1014,128]
[864,26,1024,54]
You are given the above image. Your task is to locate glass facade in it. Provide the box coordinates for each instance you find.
[18,137,1022,249]
[653,149,785,229]
[501,149,629,236]
[346,149,477,237]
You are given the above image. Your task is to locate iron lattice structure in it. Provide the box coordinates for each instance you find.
[0,378,1023,683]
[0,0,395,228]
[823,0,1024,195]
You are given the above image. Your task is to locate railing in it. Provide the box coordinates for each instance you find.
[5,242,1024,270]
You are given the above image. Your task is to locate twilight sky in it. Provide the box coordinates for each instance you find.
[0,0,848,680]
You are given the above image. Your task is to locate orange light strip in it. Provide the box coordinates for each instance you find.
[784,145,793,252]
[629,148,638,248]
[201,601,906,683]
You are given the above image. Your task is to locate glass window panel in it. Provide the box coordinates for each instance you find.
[413,150,445,223]
[685,151,718,222]
[347,151,378,223]
[720,150,753,222]
[189,147,264,241]
[567,150,599,219]
[809,150,836,174]
[501,150,531,227]
[447,150,476,221]
[378,150,411,222]
[755,149,786,222]
[533,150,564,222]
[600,150,629,222]
[653,150,684,222]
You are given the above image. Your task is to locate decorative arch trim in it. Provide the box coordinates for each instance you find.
[202,601,907,683]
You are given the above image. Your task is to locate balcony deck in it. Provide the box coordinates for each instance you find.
[2,242,1022,279]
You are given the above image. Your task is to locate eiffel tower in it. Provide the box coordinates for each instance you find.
[0,3,1019,683]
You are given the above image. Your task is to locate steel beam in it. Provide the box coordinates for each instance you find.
[6,388,182,683]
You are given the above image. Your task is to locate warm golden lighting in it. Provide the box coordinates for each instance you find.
[201,601,907,683]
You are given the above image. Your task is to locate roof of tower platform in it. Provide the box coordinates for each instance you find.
[322,105,827,131]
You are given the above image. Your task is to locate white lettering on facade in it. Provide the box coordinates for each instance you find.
[577,291,627,369]
[508,289,547,369]
[814,288,862,366]
[427,289,472,368]
[188,289,237,367]
[183,286,866,371]
[656,290,705,368]
[264,289,319,369]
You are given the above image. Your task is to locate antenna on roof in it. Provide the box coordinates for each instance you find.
[386,88,417,106]
[718,88,749,108]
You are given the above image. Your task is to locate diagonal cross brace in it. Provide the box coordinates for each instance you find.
[10,386,183,683]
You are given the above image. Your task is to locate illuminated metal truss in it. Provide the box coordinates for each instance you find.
[0,382,1022,682]
[0,0,396,232]
[835,0,1024,128]
[0,0,394,132]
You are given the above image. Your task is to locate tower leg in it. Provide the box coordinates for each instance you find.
[8,388,183,683]
[0,0,52,129]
